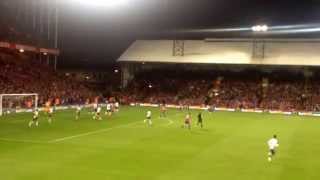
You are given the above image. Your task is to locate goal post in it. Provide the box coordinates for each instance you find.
[0,94,38,116]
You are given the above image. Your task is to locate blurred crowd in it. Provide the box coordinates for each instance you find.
[120,69,320,112]
[0,49,96,108]
[120,70,212,106]
[2,47,320,112]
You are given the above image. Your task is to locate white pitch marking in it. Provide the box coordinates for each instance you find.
[164,119,174,126]
[49,120,142,143]
[158,112,185,127]
[158,118,174,127]
[0,138,47,144]
[50,111,184,143]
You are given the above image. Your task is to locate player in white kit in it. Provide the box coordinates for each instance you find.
[114,102,120,112]
[144,111,152,127]
[93,106,102,120]
[106,103,112,116]
[267,135,279,162]
[75,105,81,120]
[29,109,39,127]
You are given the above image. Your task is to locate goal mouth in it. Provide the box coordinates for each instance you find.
[0,94,38,116]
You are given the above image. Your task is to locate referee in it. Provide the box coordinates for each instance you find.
[197,112,203,128]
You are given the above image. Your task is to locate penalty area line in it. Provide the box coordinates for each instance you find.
[157,112,184,127]
[158,118,174,127]
[49,120,142,143]
[164,119,174,126]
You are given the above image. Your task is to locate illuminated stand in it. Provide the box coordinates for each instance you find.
[0,94,38,116]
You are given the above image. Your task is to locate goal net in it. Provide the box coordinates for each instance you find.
[0,94,38,116]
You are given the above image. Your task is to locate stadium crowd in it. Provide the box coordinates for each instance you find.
[121,69,320,112]
[2,46,320,112]
[120,70,212,106]
[0,49,96,107]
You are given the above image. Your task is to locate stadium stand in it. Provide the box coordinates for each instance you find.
[117,39,320,112]
[118,67,320,112]
[0,48,96,107]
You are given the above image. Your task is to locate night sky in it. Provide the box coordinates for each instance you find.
[3,0,320,69]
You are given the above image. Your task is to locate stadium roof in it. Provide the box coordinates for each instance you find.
[118,38,320,66]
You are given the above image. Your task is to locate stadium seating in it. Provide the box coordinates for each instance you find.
[0,49,96,107]
[121,69,320,112]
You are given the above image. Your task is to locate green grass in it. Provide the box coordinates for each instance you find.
[1,106,320,180]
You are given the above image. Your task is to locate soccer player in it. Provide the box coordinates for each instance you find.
[267,135,279,162]
[114,101,120,112]
[106,103,112,116]
[179,102,183,111]
[92,103,98,114]
[184,113,191,130]
[111,102,115,113]
[197,112,203,128]
[48,107,54,124]
[144,110,152,127]
[93,106,102,120]
[160,103,167,118]
[29,109,39,127]
[75,105,81,120]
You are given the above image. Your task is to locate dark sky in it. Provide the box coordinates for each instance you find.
[3,0,320,69]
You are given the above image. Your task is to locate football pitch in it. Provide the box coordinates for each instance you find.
[0,106,320,180]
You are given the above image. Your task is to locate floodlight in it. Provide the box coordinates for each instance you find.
[72,0,129,7]
[252,25,268,32]
[19,49,25,53]
[261,25,268,32]
[251,26,258,32]
[256,25,262,32]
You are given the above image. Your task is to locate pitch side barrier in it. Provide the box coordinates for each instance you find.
[4,103,320,117]
[130,103,320,117]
